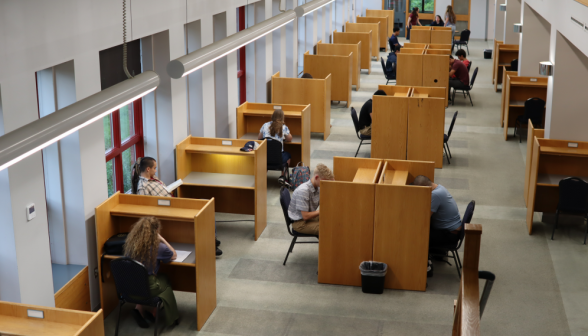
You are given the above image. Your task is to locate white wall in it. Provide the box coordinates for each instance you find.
[487,0,495,40]
[503,0,521,44]
[470,0,488,40]
[518,3,550,77]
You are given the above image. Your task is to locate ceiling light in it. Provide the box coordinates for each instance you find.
[295,0,335,17]
[0,71,159,172]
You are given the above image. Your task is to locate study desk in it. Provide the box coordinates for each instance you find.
[366,9,395,38]
[0,301,104,336]
[356,16,388,50]
[176,136,267,240]
[493,44,519,92]
[499,69,518,126]
[491,40,503,84]
[317,40,361,90]
[410,26,432,44]
[303,51,352,107]
[374,159,434,291]
[52,264,91,312]
[345,22,379,58]
[430,27,453,44]
[372,85,446,168]
[95,193,216,330]
[502,75,547,141]
[494,65,512,92]
[333,30,372,73]
[236,101,311,167]
[271,72,331,140]
[524,121,544,206]
[397,49,450,107]
[526,139,588,234]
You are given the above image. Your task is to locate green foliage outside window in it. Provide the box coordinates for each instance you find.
[409,0,434,13]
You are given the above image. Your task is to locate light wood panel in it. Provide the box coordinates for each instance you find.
[407,97,446,168]
[317,40,361,90]
[271,71,332,140]
[422,54,450,107]
[403,43,428,49]
[430,27,453,44]
[356,16,388,50]
[345,22,380,58]
[54,266,91,312]
[410,28,431,44]
[366,9,395,37]
[426,48,451,55]
[492,40,503,84]
[333,156,383,182]
[303,51,352,107]
[428,43,452,49]
[500,70,518,127]
[371,96,408,160]
[493,44,519,91]
[397,53,423,86]
[333,30,372,73]
[502,76,548,140]
[194,199,217,330]
[524,121,544,206]
[377,84,412,97]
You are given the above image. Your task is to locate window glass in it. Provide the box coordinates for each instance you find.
[122,146,135,193]
[106,158,115,197]
[103,116,113,151]
[409,0,434,14]
[119,103,134,142]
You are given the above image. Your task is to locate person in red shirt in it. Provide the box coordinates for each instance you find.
[448,56,470,101]
[455,49,470,69]
[407,7,421,40]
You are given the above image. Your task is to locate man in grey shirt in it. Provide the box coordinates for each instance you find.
[288,164,334,236]
[413,175,462,246]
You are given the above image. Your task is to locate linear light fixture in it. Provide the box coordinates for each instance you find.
[0,71,159,172]
[295,0,335,17]
[539,61,554,76]
[167,10,296,79]
[514,23,523,33]
[499,4,506,11]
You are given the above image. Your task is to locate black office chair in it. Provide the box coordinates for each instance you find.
[265,137,289,180]
[351,107,371,157]
[510,58,519,72]
[513,98,545,142]
[452,29,471,54]
[467,60,472,73]
[280,187,318,265]
[429,200,475,278]
[451,67,478,107]
[111,257,165,336]
[380,57,396,85]
[444,111,458,164]
[551,177,588,243]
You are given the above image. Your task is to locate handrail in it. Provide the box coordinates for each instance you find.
[452,224,482,336]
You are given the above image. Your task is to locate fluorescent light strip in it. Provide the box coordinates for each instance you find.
[301,0,335,17]
[0,87,156,172]
[181,19,294,77]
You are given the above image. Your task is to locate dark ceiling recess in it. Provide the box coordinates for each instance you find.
[99,39,142,91]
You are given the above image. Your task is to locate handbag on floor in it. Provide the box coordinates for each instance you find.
[289,162,310,190]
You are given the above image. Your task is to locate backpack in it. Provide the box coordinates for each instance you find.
[104,233,128,255]
[289,162,310,190]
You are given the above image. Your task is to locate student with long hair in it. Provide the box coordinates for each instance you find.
[123,217,179,328]
[258,109,293,167]
[444,5,457,36]
[407,7,421,40]
[431,15,445,27]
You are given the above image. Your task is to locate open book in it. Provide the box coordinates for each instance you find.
[166,179,183,193]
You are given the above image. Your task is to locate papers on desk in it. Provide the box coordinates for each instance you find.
[175,250,192,263]
[166,179,183,193]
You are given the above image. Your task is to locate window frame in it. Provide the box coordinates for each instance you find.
[407,0,436,20]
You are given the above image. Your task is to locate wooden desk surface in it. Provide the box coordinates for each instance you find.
[537,174,588,186]
[510,81,548,87]
[242,110,302,118]
[185,144,254,156]
[105,242,197,266]
[0,315,82,336]
[241,132,302,144]
[413,93,428,98]
[110,204,201,221]
[183,172,255,189]
[382,170,409,185]
[352,168,378,183]
[541,146,588,157]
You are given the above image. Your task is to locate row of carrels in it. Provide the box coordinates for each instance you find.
[408,26,453,45]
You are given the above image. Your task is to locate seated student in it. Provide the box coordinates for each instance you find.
[388,27,402,51]
[455,49,470,69]
[300,72,313,79]
[124,216,179,328]
[448,56,470,101]
[132,157,223,256]
[287,164,334,236]
[430,15,445,27]
[258,109,293,169]
[412,175,462,247]
[386,45,399,77]
[358,90,387,136]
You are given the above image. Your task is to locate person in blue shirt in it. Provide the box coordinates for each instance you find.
[412,175,462,246]
[388,27,402,51]
[386,45,399,77]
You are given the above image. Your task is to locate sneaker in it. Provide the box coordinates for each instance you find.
[216,247,223,257]
[427,260,434,278]
[216,238,221,247]
[132,309,149,328]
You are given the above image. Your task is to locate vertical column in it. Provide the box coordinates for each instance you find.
[186,20,204,137]
[518,3,550,77]
[246,4,257,100]
[336,0,344,31]
[494,0,505,42]
[306,10,315,54]
[201,16,217,137]
[213,12,229,138]
[286,0,296,77]
[227,9,239,138]
[503,0,521,45]
[273,0,282,75]
[255,1,268,102]
[169,25,188,145]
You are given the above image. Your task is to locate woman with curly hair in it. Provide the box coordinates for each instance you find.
[124,216,179,328]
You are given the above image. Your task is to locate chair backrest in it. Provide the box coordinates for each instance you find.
[110,257,159,306]
[558,177,588,213]
[447,111,458,139]
[460,29,471,42]
[265,137,283,169]
[469,67,479,89]
[456,200,476,249]
[467,60,472,72]
[351,107,362,135]
[380,57,389,79]
[523,98,545,126]
[510,58,518,71]
[279,187,293,226]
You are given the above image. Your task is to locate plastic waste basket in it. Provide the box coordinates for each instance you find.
[484,49,492,59]
[359,261,387,294]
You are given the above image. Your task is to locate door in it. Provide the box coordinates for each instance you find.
[393,0,407,37]
[453,0,470,32]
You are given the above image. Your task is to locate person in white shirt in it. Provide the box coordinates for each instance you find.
[258,109,293,167]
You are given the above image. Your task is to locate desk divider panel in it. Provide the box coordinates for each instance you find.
[333,30,372,73]
[397,53,423,86]
[403,43,427,49]
[345,22,379,58]
[425,48,451,55]
[428,43,452,49]
[493,44,519,92]
[524,121,544,206]
[366,9,395,37]
[430,27,453,44]
[303,51,352,107]
[410,28,431,44]
[356,16,388,50]
[374,160,434,291]
[271,71,332,140]
[319,157,383,287]
[317,40,361,90]
[492,40,504,84]
[407,96,446,168]
[422,54,450,107]
[372,95,409,160]
[500,71,518,127]
[502,76,548,140]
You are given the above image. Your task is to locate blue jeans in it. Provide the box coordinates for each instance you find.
[282,151,291,164]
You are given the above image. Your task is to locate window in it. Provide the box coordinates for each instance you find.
[104,99,144,196]
[410,0,435,13]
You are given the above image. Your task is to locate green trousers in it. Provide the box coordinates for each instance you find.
[148,274,179,327]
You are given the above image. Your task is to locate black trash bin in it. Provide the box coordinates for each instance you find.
[484,49,492,59]
[359,261,387,294]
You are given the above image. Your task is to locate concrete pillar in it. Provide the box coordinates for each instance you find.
[503,0,521,45]
[227,9,239,138]
[494,0,505,42]
[518,3,550,77]
[201,16,216,137]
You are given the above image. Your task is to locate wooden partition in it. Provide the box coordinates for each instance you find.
[0,301,104,336]
[96,193,216,330]
[319,157,383,287]
[366,9,395,37]
[333,30,372,73]
[431,26,453,44]
[271,71,332,140]
[526,138,588,234]
[425,48,451,55]
[502,75,548,140]
[303,51,352,107]
[236,102,310,167]
[397,51,450,107]
[428,43,452,49]
[356,16,388,50]
[410,26,431,44]
[499,70,518,126]
[372,85,445,168]
[374,159,434,291]
[524,121,544,206]
[345,22,379,58]
[403,43,428,49]
[452,224,482,335]
[54,266,91,311]
[317,40,361,90]
[176,137,267,240]
[493,44,519,91]
[492,40,504,84]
